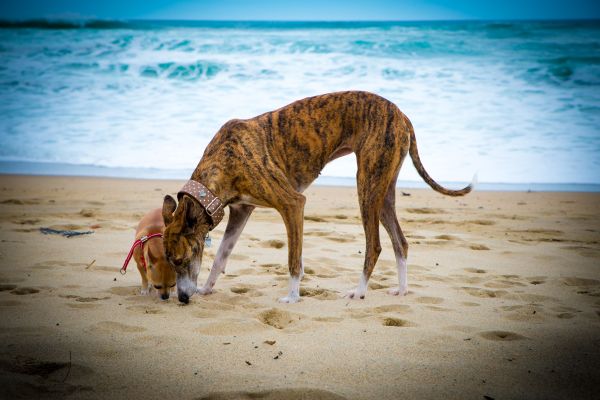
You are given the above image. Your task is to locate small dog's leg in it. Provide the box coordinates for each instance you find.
[136,261,150,295]
[197,204,254,295]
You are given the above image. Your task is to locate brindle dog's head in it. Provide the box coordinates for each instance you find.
[162,194,210,304]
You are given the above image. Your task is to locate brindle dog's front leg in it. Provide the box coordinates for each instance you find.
[276,193,306,303]
[197,204,254,295]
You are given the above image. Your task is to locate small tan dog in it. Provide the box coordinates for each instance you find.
[131,208,176,300]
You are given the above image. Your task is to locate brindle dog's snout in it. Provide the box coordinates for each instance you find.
[178,292,189,304]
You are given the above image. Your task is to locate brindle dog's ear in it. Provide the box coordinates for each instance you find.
[182,196,199,228]
[162,195,177,225]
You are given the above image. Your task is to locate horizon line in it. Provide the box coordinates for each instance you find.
[2,17,600,23]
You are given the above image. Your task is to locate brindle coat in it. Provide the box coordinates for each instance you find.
[162,91,471,304]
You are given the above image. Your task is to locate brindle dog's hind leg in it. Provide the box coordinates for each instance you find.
[277,191,306,303]
[197,204,255,295]
[346,159,396,299]
[380,179,409,296]
[346,127,404,299]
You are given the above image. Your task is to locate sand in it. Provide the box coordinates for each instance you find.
[0,174,599,399]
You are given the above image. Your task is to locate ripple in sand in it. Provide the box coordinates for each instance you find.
[197,388,347,400]
[10,287,39,295]
[562,277,600,287]
[195,319,266,336]
[479,330,526,341]
[90,321,146,334]
[416,296,444,304]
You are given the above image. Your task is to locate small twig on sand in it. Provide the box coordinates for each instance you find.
[85,260,96,270]
[62,351,72,383]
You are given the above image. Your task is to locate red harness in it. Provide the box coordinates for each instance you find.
[120,233,163,275]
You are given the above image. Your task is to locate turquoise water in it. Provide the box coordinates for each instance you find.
[0,20,599,186]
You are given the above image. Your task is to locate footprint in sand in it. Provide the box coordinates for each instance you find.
[60,294,110,303]
[435,234,460,241]
[461,287,507,299]
[484,280,526,289]
[371,304,412,314]
[556,312,576,319]
[382,317,415,327]
[500,304,545,322]
[479,330,526,341]
[10,287,40,295]
[261,240,285,249]
[367,281,389,290]
[258,263,288,275]
[230,285,263,297]
[257,308,303,329]
[299,287,339,300]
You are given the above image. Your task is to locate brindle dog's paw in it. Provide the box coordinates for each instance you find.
[345,288,366,300]
[388,286,408,296]
[196,286,213,295]
[278,295,300,304]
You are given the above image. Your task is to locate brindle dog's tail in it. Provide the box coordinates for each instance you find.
[407,120,475,197]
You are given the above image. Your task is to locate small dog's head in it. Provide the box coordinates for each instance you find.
[162,194,210,304]
[145,238,176,300]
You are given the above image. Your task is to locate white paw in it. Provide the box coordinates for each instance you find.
[345,288,366,300]
[196,286,213,296]
[140,288,149,295]
[278,295,300,304]
[388,286,408,296]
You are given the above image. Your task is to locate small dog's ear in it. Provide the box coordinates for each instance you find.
[162,195,177,225]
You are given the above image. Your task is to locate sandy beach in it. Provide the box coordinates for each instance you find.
[0,174,598,399]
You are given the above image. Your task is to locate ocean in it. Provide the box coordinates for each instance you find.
[1,20,599,190]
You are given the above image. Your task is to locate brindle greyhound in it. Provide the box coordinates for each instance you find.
[162,91,472,304]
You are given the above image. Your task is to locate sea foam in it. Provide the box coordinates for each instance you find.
[0,20,599,184]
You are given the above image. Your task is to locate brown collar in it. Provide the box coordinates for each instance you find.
[177,180,225,230]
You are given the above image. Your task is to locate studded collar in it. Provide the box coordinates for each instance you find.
[177,180,225,230]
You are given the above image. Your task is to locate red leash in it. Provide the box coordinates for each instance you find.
[120,233,163,275]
